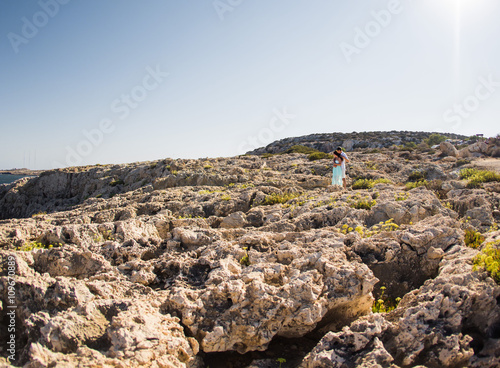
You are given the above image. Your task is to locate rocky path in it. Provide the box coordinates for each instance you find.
[472,158,500,172]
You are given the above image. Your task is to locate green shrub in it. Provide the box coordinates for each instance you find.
[350,198,376,210]
[473,242,500,283]
[459,168,479,179]
[425,133,447,146]
[464,229,485,248]
[459,168,500,188]
[285,145,319,154]
[352,179,374,189]
[261,192,300,205]
[408,171,426,182]
[308,152,332,161]
[400,142,417,151]
[405,180,428,190]
[352,178,391,190]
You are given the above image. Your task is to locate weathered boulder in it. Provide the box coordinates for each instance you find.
[440,141,459,157]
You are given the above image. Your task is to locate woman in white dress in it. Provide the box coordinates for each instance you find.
[332,151,343,186]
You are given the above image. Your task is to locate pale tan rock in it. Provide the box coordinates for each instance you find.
[0,143,499,367]
[440,142,459,157]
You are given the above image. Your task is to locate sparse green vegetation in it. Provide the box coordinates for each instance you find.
[352,178,391,190]
[308,152,332,161]
[18,241,61,252]
[405,180,428,190]
[473,241,500,283]
[372,286,401,313]
[350,197,376,210]
[400,142,417,151]
[459,168,500,188]
[464,229,485,249]
[285,145,319,155]
[395,192,409,201]
[240,247,250,267]
[261,192,301,206]
[408,171,426,182]
[425,133,447,147]
[340,219,400,238]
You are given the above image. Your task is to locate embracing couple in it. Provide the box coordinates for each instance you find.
[332,146,349,189]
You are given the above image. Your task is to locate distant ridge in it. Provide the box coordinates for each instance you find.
[246,131,469,155]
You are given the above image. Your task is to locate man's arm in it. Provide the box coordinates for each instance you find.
[341,152,350,162]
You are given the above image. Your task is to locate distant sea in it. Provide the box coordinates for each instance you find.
[0,174,31,185]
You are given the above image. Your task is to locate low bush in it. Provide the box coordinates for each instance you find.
[405,180,428,190]
[459,168,500,188]
[473,241,500,283]
[464,229,485,248]
[261,192,300,205]
[425,133,447,147]
[285,145,319,154]
[350,198,376,210]
[308,152,332,161]
[408,171,426,182]
[352,178,391,190]
[400,142,417,151]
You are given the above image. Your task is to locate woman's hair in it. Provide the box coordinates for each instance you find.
[334,151,343,161]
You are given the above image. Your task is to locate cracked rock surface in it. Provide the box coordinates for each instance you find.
[1,140,500,367]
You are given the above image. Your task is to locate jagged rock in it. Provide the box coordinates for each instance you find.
[0,137,499,367]
[301,242,500,368]
[220,211,248,228]
[164,233,377,353]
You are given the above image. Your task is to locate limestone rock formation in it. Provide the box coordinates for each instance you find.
[1,135,500,367]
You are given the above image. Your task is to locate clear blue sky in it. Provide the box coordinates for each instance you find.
[1,0,499,169]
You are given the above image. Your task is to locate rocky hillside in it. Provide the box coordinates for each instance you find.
[245,131,470,155]
[0,137,500,367]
